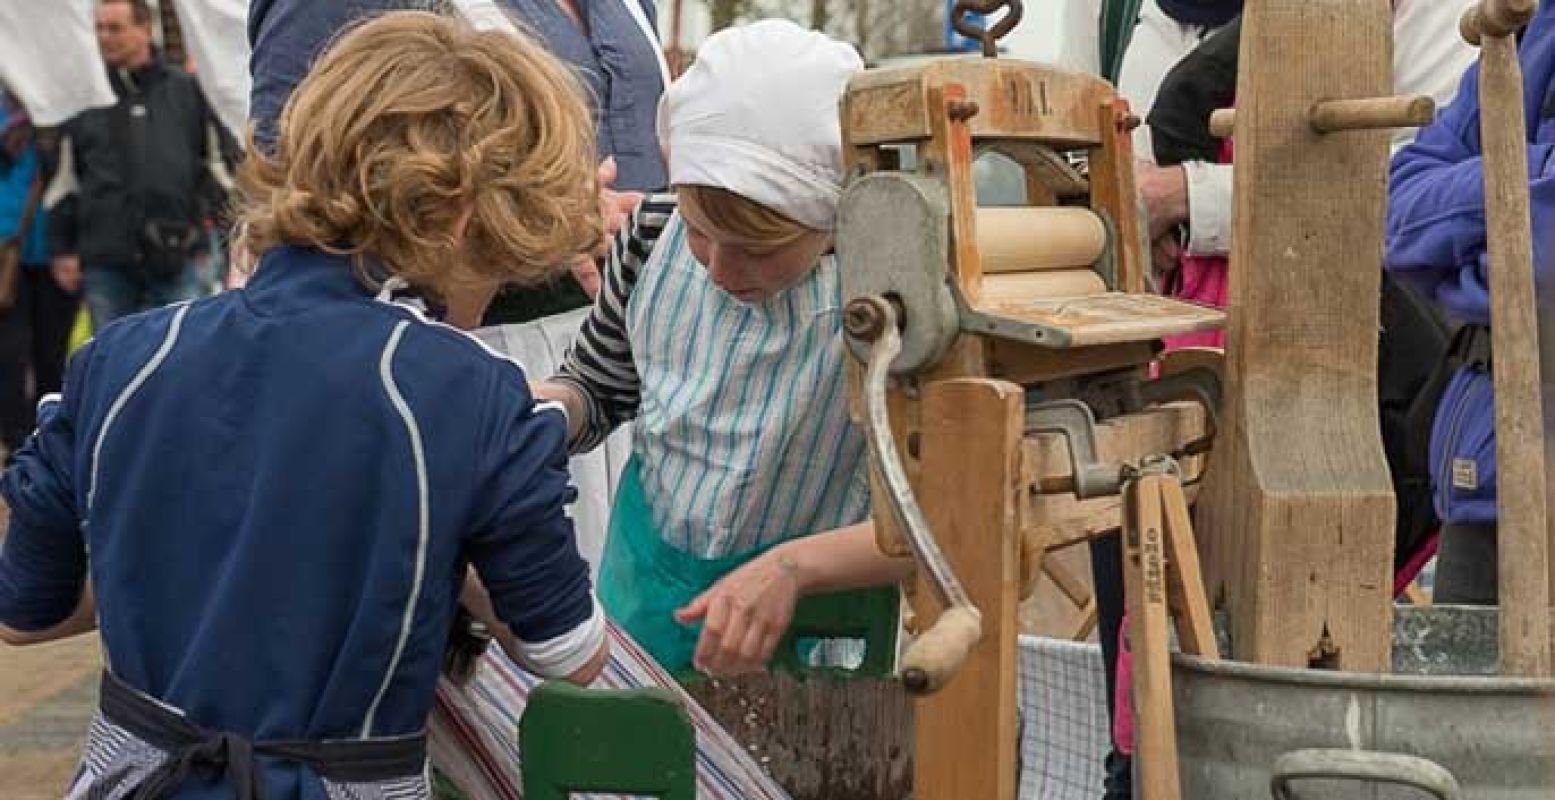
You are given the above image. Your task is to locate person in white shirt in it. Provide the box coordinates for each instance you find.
[1132,0,1480,253]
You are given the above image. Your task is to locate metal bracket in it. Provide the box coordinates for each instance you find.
[1026,363,1220,500]
[951,280,1079,348]
[837,173,961,375]
[1077,364,1222,459]
[1025,399,1125,499]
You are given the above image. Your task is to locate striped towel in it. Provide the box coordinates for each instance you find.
[429,619,792,800]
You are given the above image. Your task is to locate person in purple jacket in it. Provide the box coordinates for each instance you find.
[1385,0,1555,603]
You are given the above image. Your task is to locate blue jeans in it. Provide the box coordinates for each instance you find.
[84,263,203,330]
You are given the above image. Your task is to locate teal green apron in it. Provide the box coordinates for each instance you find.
[597,457,782,673]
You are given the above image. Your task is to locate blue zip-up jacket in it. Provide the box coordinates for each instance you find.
[1385,3,1555,525]
[0,246,600,798]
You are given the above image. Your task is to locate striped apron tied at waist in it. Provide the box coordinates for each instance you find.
[98,671,427,800]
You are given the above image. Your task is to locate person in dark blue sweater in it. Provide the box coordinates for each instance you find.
[0,12,610,798]
[248,0,668,324]
[1386,1,1555,603]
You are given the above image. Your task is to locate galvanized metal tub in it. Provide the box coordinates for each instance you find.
[1172,607,1555,799]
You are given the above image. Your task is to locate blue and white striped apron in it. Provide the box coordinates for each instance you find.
[597,213,870,671]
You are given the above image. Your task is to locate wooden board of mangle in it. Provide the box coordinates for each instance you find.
[975,292,1225,348]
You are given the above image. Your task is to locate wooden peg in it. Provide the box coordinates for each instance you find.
[1208,108,1235,139]
[1208,95,1436,139]
[1308,96,1436,133]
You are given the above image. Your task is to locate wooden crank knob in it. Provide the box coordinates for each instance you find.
[1461,0,1537,44]
[900,605,983,695]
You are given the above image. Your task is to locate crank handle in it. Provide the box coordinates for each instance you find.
[845,294,984,695]
[900,606,983,695]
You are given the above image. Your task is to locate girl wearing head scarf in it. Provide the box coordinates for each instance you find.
[539,19,914,676]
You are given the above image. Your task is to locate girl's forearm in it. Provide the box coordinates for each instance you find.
[531,380,587,442]
[776,521,914,596]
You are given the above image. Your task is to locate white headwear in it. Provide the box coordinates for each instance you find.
[658,19,863,231]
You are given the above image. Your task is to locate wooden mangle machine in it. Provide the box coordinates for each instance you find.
[833,2,1226,797]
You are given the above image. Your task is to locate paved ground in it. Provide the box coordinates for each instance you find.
[0,501,100,799]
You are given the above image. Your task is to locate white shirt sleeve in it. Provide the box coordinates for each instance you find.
[513,600,608,679]
[174,0,251,140]
[1183,160,1233,256]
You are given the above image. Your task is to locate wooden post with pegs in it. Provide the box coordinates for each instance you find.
[1461,0,1551,677]
[1196,0,1403,672]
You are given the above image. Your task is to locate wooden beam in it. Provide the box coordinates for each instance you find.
[913,379,1023,800]
[1197,0,1396,671]
[1087,97,1147,294]
[1472,13,1551,676]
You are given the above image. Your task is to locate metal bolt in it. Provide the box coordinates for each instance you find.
[947,99,981,122]
[844,298,888,340]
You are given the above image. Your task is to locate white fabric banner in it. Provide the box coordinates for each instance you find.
[0,0,115,126]
[177,0,252,139]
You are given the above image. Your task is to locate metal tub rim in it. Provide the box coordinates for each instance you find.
[1172,652,1555,696]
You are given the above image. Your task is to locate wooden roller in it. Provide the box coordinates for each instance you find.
[976,207,1109,274]
[983,270,1108,300]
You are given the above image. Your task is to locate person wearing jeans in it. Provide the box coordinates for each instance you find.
[80,260,200,327]
[47,0,228,330]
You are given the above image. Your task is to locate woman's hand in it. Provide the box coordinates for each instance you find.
[596,157,642,254]
[1137,161,1189,240]
[675,547,804,676]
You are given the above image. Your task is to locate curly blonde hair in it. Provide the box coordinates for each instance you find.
[236,10,601,299]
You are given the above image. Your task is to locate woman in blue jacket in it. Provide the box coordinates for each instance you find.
[0,13,610,798]
[1385,1,1555,603]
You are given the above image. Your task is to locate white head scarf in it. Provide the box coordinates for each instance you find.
[658,19,864,232]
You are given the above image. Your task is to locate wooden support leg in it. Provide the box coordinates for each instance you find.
[913,378,1024,800]
[1072,599,1100,642]
[1123,473,1183,800]
[1161,476,1219,659]
[1044,558,1095,610]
